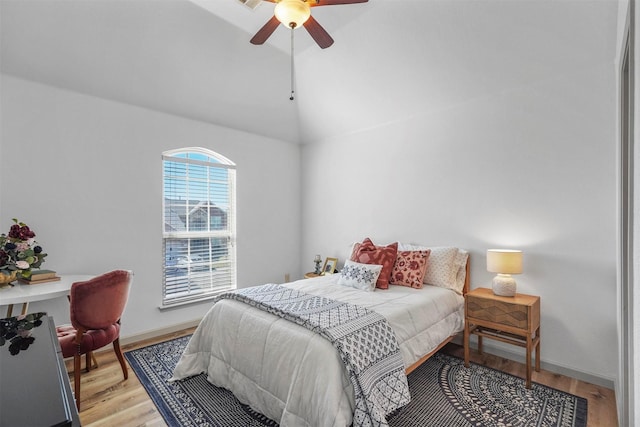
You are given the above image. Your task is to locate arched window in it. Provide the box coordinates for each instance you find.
[162,148,236,306]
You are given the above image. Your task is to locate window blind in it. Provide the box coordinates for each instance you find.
[162,149,236,306]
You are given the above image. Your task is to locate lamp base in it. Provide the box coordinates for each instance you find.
[492,274,516,297]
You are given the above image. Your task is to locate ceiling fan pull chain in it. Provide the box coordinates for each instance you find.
[289,25,295,101]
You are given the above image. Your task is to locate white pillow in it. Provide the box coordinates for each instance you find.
[338,260,382,292]
[398,244,460,291]
[454,249,469,294]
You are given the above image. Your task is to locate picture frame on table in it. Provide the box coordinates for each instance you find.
[322,257,338,275]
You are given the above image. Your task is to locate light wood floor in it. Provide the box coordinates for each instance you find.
[67,328,618,427]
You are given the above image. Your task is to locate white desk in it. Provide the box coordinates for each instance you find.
[0,275,94,317]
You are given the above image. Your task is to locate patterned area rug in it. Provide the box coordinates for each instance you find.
[125,335,587,427]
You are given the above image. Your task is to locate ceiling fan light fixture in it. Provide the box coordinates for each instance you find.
[275,0,311,29]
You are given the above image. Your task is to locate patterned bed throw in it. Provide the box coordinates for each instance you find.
[215,283,411,427]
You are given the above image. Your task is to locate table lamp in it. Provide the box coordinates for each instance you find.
[487,249,523,296]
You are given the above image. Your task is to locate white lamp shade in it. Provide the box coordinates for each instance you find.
[486,249,523,274]
[275,0,311,28]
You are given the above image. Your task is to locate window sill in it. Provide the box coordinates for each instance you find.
[157,293,223,311]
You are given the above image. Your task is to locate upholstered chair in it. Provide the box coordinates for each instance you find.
[56,270,132,411]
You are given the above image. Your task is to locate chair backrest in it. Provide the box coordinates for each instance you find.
[69,270,132,331]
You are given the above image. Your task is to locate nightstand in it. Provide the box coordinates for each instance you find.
[304,272,321,279]
[464,287,541,388]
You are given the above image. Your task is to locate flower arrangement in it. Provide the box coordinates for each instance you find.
[0,218,47,280]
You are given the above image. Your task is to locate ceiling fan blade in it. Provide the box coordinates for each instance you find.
[311,0,368,6]
[303,16,334,49]
[250,15,280,45]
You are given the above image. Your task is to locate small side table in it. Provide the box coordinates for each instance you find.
[464,287,541,388]
[304,272,321,279]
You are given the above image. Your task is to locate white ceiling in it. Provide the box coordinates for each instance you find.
[0,0,619,144]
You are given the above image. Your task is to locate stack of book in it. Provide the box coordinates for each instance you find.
[18,269,60,285]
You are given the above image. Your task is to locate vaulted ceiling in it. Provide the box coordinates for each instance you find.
[1,0,618,144]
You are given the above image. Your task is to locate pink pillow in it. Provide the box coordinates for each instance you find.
[350,242,361,259]
[390,250,431,289]
[350,238,398,290]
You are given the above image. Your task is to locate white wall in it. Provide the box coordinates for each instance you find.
[301,60,617,383]
[0,0,620,391]
[615,1,634,425]
[633,2,640,425]
[0,74,302,337]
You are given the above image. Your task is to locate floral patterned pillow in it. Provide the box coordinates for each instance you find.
[350,238,398,290]
[338,260,383,292]
[390,250,431,288]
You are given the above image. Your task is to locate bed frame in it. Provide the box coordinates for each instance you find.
[405,256,470,375]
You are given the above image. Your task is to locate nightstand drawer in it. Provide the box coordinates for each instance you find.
[467,297,528,329]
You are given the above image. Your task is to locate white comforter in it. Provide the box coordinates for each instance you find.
[171,274,464,427]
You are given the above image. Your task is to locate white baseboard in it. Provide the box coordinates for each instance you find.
[119,319,201,347]
[453,336,615,389]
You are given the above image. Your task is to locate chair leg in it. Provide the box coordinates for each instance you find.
[86,352,92,372]
[113,338,128,380]
[74,353,82,411]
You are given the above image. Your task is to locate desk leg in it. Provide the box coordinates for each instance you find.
[92,353,99,369]
[5,303,31,318]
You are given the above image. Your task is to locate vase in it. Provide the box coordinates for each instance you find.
[0,271,18,288]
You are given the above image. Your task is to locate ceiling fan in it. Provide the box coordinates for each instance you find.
[250,0,369,49]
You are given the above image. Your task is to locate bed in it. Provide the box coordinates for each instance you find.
[172,244,470,427]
